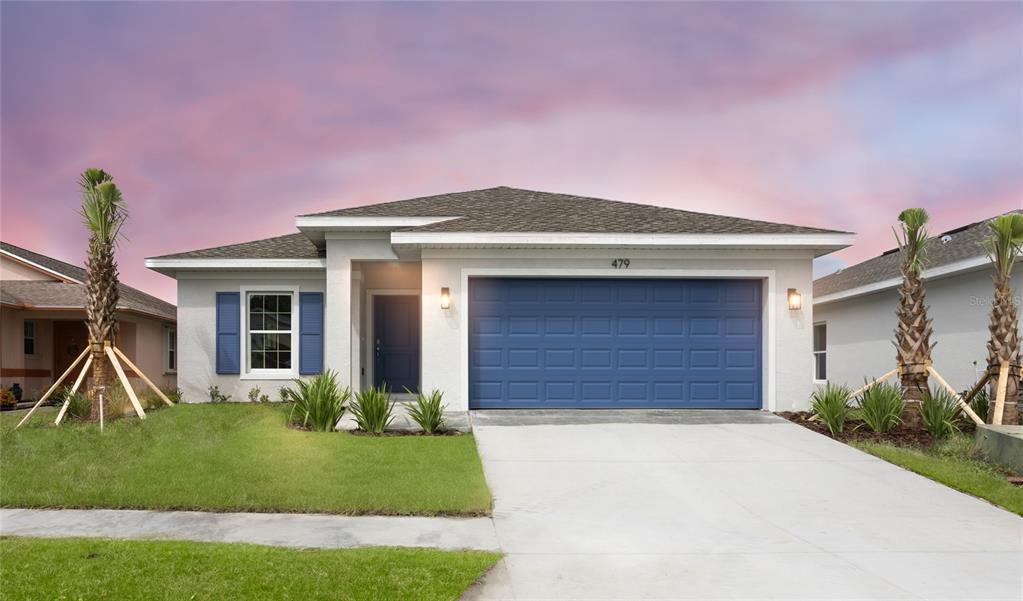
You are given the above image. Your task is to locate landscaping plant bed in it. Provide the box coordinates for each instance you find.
[777,411,934,446]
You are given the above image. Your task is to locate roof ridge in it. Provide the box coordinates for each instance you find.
[148,232,312,260]
[299,186,508,217]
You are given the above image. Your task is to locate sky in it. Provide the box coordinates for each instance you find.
[2,2,1021,303]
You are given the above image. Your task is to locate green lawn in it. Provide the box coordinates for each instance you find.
[1,404,491,515]
[0,537,499,601]
[854,434,1023,516]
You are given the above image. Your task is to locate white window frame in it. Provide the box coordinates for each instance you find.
[812,322,827,382]
[164,326,177,373]
[23,320,36,357]
[240,287,299,380]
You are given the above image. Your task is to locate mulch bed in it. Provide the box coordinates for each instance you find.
[777,411,934,446]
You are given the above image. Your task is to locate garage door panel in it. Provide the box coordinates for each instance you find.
[468,278,762,409]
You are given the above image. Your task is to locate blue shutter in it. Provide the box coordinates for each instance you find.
[300,292,324,375]
[216,292,241,374]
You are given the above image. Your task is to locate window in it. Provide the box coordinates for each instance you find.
[165,327,177,372]
[813,323,827,381]
[23,320,36,356]
[247,293,293,371]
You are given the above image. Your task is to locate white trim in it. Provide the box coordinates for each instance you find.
[239,286,300,381]
[458,268,778,411]
[296,216,459,230]
[364,289,422,392]
[814,255,990,305]
[145,258,326,271]
[396,231,852,251]
[812,321,827,383]
[0,249,84,284]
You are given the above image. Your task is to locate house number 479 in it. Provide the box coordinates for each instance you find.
[611,258,630,269]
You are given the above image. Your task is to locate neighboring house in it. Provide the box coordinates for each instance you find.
[1,242,177,400]
[813,212,1020,393]
[146,186,851,410]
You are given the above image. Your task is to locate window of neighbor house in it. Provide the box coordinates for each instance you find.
[23,320,36,356]
[247,293,293,371]
[165,327,177,372]
[813,322,827,381]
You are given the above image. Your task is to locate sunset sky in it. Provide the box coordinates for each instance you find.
[2,2,1020,303]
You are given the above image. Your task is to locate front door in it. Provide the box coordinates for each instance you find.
[373,295,420,392]
[53,321,89,379]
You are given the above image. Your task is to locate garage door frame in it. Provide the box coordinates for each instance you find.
[459,268,777,411]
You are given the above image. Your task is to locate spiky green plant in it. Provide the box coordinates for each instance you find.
[968,386,990,424]
[856,381,905,434]
[282,370,349,432]
[892,208,934,412]
[350,386,396,434]
[404,388,447,434]
[921,388,959,439]
[811,382,853,435]
[79,168,128,420]
[982,213,1023,424]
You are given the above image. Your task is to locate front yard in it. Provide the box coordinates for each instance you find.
[0,404,491,515]
[0,537,499,601]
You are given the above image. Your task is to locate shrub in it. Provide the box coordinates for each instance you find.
[0,389,16,410]
[103,385,133,418]
[857,381,904,434]
[921,388,959,439]
[405,388,446,434]
[162,387,182,404]
[810,382,852,435]
[967,386,989,423]
[139,390,166,411]
[281,371,349,432]
[247,387,271,404]
[350,386,396,434]
[208,386,230,403]
[62,388,92,420]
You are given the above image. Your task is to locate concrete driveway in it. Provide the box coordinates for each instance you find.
[464,411,1022,600]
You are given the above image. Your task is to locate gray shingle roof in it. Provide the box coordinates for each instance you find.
[813,211,1020,298]
[303,186,847,235]
[150,233,322,260]
[1,242,176,321]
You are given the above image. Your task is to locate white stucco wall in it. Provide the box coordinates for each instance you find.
[175,271,326,403]
[418,248,817,412]
[813,268,1012,393]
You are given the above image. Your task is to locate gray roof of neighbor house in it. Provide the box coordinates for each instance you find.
[813,211,1020,299]
[1,241,176,321]
[152,186,847,260]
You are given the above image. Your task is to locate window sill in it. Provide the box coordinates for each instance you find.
[241,371,297,381]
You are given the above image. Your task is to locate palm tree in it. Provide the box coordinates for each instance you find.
[893,208,934,420]
[983,213,1023,424]
[79,168,128,419]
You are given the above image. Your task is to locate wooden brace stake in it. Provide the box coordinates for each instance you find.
[927,366,983,426]
[992,360,1010,426]
[55,354,93,425]
[104,344,146,419]
[112,346,173,407]
[15,347,89,429]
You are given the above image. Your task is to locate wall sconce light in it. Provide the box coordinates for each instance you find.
[787,288,802,311]
[440,287,451,310]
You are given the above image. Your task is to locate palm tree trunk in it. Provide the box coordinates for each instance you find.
[87,343,110,421]
[895,269,932,427]
[988,274,1020,424]
[85,240,119,420]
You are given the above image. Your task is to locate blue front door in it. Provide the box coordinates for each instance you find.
[374,295,420,392]
[468,278,762,409]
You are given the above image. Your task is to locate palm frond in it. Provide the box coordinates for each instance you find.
[893,207,930,274]
[982,213,1023,278]
[79,170,128,246]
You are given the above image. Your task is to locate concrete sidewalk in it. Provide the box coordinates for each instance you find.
[0,508,499,551]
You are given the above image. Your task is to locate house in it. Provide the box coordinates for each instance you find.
[146,186,852,410]
[813,212,1020,393]
[1,242,177,401]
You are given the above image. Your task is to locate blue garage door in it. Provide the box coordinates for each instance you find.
[469,278,762,409]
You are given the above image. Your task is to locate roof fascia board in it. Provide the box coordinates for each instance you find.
[0,249,83,284]
[814,255,991,305]
[295,216,461,231]
[390,231,854,251]
[145,258,327,273]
